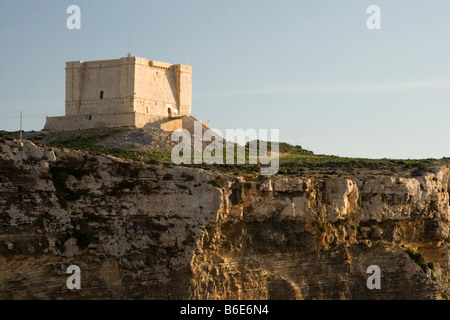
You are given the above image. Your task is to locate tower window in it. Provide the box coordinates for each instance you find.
[99,91,104,99]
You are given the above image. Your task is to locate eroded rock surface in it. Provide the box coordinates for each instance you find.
[0,140,449,299]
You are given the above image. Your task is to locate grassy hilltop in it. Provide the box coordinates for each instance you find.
[1,127,447,178]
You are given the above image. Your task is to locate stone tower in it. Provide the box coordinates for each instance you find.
[44,56,192,131]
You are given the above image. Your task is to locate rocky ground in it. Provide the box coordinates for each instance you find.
[1,124,179,152]
[98,126,178,152]
[0,120,233,154]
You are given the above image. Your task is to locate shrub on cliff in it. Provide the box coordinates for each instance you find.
[313,219,328,233]
[405,248,434,273]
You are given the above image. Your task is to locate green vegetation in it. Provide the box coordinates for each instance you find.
[278,142,315,155]
[50,130,172,165]
[139,182,153,195]
[411,163,428,177]
[244,141,314,156]
[313,219,328,234]
[44,129,449,177]
[405,248,436,274]
[427,261,436,273]
[277,156,443,177]
[61,137,172,164]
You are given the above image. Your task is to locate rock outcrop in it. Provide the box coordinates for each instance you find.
[0,139,449,299]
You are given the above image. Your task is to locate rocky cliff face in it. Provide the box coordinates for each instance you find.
[0,139,449,299]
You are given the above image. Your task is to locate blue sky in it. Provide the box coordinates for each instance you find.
[1,0,450,159]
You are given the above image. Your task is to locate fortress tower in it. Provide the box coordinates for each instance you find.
[44,56,192,131]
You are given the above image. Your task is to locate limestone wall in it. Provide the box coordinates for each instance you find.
[44,113,136,131]
[65,61,83,116]
[160,118,183,131]
[65,58,135,116]
[175,65,192,116]
[134,58,178,117]
[46,56,193,131]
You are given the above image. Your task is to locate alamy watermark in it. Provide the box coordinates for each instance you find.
[366,5,381,30]
[66,5,81,30]
[66,5,380,31]
[66,265,81,290]
[171,121,279,175]
[366,265,381,289]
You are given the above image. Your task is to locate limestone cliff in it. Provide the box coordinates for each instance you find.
[0,139,449,299]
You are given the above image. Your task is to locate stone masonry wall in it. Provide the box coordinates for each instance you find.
[46,56,192,131]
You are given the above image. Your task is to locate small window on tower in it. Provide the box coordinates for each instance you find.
[100,91,104,99]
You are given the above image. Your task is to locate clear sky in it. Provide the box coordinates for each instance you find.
[1,0,450,159]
